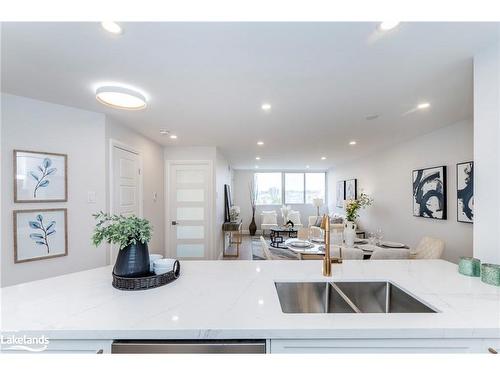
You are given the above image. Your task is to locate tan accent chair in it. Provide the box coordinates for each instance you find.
[260,211,278,236]
[259,236,274,260]
[411,236,445,259]
[370,249,410,260]
[286,210,303,229]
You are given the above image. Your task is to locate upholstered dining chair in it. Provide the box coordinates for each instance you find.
[370,249,410,260]
[411,236,445,259]
[297,228,310,240]
[260,210,278,236]
[332,246,364,260]
[259,236,274,260]
[309,226,323,239]
[286,210,303,229]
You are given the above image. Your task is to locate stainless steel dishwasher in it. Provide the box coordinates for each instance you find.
[112,340,266,354]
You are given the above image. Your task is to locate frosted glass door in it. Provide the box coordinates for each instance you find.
[168,162,211,259]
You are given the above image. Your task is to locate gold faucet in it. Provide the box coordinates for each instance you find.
[320,214,342,277]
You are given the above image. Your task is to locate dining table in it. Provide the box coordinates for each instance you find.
[284,238,415,259]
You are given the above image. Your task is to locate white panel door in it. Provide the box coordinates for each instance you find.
[168,162,212,260]
[112,146,141,262]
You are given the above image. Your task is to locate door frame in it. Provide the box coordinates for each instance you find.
[108,139,144,264]
[165,160,214,259]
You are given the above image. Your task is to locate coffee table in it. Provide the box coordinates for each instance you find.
[269,226,298,249]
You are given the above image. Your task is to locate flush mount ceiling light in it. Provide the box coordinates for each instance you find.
[101,21,122,35]
[257,141,264,146]
[261,103,272,112]
[349,141,357,145]
[95,86,147,110]
[417,102,431,110]
[379,21,400,31]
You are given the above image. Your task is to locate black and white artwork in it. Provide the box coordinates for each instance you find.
[13,209,68,263]
[335,181,345,208]
[345,179,357,201]
[412,166,447,220]
[14,150,67,203]
[457,161,473,223]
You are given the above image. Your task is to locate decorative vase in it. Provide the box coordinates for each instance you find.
[343,221,357,247]
[249,215,257,236]
[113,242,150,277]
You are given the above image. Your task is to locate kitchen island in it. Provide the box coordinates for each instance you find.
[2,260,500,353]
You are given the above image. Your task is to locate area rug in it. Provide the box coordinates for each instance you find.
[251,236,299,260]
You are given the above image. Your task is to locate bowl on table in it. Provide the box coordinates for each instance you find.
[149,254,164,272]
[153,258,177,275]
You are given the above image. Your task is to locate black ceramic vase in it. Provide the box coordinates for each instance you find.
[249,216,257,236]
[113,242,150,277]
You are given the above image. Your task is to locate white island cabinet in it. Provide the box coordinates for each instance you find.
[2,260,499,354]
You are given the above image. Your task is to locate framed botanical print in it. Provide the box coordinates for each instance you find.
[412,166,447,220]
[335,180,345,208]
[13,209,68,263]
[457,161,474,223]
[14,150,67,203]
[345,179,357,201]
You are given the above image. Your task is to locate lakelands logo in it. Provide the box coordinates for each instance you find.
[1,334,49,352]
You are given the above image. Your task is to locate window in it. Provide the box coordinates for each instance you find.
[305,173,326,203]
[254,172,326,206]
[254,173,282,205]
[285,173,305,204]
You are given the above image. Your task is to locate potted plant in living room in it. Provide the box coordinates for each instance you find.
[344,193,373,246]
[92,212,152,277]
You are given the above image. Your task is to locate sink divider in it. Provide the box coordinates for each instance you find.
[329,282,362,313]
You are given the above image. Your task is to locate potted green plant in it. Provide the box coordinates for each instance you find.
[344,193,373,246]
[92,212,152,277]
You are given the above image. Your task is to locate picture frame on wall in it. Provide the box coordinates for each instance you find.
[335,180,345,208]
[412,165,447,220]
[457,161,474,223]
[14,150,67,203]
[345,179,357,201]
[13,208,68,263]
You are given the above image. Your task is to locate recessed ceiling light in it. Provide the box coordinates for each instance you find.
[160,129,169,135]
[255,156,261,160]
[417,102,431,110]
[261,103,272,112]
[96,86,147,110]
[101,21,122,35]
[321,156,327,160]
[169,134,178,139]
[379,21,400,31]
[257,141,264,146]
[349,141,357,145]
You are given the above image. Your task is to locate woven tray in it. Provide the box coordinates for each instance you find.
[112,260,180,291]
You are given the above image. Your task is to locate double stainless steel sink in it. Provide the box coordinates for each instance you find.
[275,281,436,314]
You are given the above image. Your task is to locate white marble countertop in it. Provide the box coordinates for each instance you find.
[2,260,500,340]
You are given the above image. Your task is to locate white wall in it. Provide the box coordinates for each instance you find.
[328,120,473,263]
[105,118,165,256]
[232,170,321,234]
[473,41,500,264]
[1,94,107,286]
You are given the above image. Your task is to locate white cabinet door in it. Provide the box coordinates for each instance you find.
[2,339,113,354]
[270,338,483,353]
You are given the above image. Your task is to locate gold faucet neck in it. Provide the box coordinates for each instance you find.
[322,214,331,276]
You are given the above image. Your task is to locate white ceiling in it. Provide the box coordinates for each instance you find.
[2,22,498,169]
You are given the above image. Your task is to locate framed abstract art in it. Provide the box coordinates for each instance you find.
[345,179,357,201]
[412,166,447,220]
[457,161,473,223]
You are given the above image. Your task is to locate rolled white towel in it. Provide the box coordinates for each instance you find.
[153,258,179,275]
[149,254,163,272]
